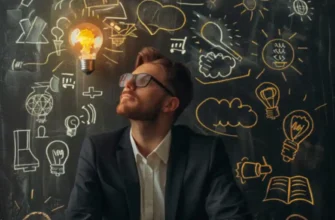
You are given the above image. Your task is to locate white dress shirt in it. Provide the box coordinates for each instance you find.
[130,129,171,220]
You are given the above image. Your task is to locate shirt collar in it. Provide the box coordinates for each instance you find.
[129,128,171,164]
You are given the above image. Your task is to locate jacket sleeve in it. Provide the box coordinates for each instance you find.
[205,137,253,220]
[65,137,102,220]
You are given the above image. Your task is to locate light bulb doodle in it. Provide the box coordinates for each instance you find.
[234,0,270,22]
[288,0,314,22]
[51,17,71,56]
[46,140,69,176]
[251,29,306,82]
[235,156,272,184]
[80,103,97,124]
[69,22,103,74]
[200,22,242,62]
[255,82,280,120]
[64,115,80,137]
[282,110,314,162]
[13,130,39,172]
[25,82,54,123]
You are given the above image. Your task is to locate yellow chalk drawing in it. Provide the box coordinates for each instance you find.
[83,0,118,9]
[200,22,242,61]
[263,176,314,205]
[136,0,186,35]
[23,212,51,220]
[235,156,272,184]
[108,21,137,47]
[195,69,251,84]
[282,110,314,162]
[286,214,308,220]
[234,0,270,21]
[195,97,258,137]
[251,29,306,82]
[255,82,280,120]
[16,193,64,219]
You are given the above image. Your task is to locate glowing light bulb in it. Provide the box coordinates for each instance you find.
[282,110,314,162]
[255,82,280,120]
[46,140,69,176]
[69,22,103,74]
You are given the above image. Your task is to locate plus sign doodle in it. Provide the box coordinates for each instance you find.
[82,87,103,99]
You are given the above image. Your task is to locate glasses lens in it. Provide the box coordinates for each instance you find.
[119,73,132,87]
[136,74,151,87]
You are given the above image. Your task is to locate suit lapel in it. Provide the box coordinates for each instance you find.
[116,127,140,220]
[165,126,189,220]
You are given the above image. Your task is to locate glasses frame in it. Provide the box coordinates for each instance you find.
[119,73,175,97]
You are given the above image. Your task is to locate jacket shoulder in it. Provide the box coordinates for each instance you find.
[87,126,128,151]
[174,125,220,144]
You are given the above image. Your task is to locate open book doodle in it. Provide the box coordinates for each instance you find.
[263,175,314,205]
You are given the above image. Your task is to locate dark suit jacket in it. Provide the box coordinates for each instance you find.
[65,125,252,220]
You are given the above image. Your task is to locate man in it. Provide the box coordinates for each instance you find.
[66,47,252,220]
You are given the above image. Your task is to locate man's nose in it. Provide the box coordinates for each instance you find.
[124,77,136,90]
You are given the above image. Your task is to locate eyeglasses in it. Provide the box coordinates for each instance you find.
[119,73,175,96]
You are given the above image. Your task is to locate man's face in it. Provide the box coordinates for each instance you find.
[116,63,171,121]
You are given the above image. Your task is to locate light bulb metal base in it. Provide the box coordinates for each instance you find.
[281,139,298,162]
[80,59,95,75]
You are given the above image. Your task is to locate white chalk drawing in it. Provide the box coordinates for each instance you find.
[36,125,49,138]
[108,21,137,47]
[13,130,39,172]
[16,16,49,44]
[101,2,128,21]
[288,0,313,22]
[62,73,75,89]
[49,75,60,93]
[46,140,69,177]
[80,104,96,124]
[25,82,54,123]
[11,59,24,70]
[64,115,80,137]
[82,86,103,99]
[176,1,204,6]
[54,0,66,10]
[201,22,242,62]
[199,52,236,78]
[19,0,34,7]
[51,17,71,56]
[170,36,187,54]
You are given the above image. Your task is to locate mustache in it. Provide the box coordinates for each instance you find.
[116,92,137,105]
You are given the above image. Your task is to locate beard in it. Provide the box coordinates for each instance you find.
[116,98,163,121]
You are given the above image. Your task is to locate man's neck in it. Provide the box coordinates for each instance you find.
[130,120,172,157]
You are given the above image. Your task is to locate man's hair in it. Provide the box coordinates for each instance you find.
[134,47,193,122]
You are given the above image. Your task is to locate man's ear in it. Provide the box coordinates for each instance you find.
[162,97,179,113]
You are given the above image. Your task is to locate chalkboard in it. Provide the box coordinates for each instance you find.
[0,0,334,219]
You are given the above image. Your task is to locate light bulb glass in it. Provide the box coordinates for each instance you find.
[69,22,103,74]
